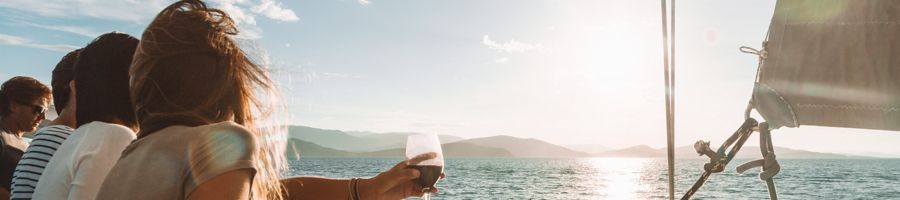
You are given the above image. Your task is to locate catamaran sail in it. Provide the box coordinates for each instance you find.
[667,0,900,199]
[753,0,900,131]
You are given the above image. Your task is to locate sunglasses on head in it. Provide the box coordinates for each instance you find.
[16,101,47,115]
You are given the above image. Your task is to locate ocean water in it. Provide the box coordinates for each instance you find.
[286,158,900,199]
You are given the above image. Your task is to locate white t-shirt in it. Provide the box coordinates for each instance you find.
[33,121,136,200]
[96,121,258,200]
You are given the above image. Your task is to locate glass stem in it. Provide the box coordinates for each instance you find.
[422,187,431,200]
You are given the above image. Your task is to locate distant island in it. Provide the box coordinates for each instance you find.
[286,125,889,159]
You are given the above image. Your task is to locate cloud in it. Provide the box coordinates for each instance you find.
[218,1,258,25]
[15,21,101,38]
[0,34,27,45]
[0,0,299,39]
[358,0,372,5]
[209,0,300,39]
[251,0,300,22]
[214,1,262,39]
[0,34,79,52]
[481,35,542,53]
[0,0,167,23]
[494,57,509,64]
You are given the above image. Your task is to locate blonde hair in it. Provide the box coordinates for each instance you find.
[129,0,286,199]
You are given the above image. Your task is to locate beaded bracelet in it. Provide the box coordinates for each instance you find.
[348,178,355,200]
[352,178,362,200]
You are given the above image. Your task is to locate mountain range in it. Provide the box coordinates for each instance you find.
[288,125,464,152]
[286,125,885,159]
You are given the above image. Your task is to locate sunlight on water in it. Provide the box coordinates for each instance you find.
[588,158,650,200]
[291,158,900,199]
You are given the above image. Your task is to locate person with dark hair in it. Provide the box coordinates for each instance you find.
[10,49,81,200]
[97,1,440,200]
[0,76,51,199]
[33,32,139,200]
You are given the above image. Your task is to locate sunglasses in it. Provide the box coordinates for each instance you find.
[16,101,48,116]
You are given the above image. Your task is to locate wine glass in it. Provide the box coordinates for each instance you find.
[406,133,444,200]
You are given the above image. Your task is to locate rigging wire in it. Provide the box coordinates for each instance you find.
[659,0,676,199]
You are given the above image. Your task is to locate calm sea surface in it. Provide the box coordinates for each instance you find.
[286,158,900,199]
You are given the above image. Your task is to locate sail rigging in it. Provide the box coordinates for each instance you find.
[662,0,900,199]
[658,0,676,199]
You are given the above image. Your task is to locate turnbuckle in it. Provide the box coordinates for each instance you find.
[694,140,724,173]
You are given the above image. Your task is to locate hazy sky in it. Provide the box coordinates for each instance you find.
[2,0,899,156]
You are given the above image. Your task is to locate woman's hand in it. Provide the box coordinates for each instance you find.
[358,152,445,200]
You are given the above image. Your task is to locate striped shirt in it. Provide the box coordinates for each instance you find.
[10,125,74,200]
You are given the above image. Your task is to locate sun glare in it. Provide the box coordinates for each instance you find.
[589,158,651,200]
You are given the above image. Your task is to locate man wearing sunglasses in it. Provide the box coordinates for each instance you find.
[0,76,52,198]
[10,49,81,200]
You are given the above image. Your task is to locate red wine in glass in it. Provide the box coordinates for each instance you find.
[406,133,444,200]
[408,165,443,189]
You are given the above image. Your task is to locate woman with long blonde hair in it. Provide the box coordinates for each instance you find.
[98,1,438,199]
